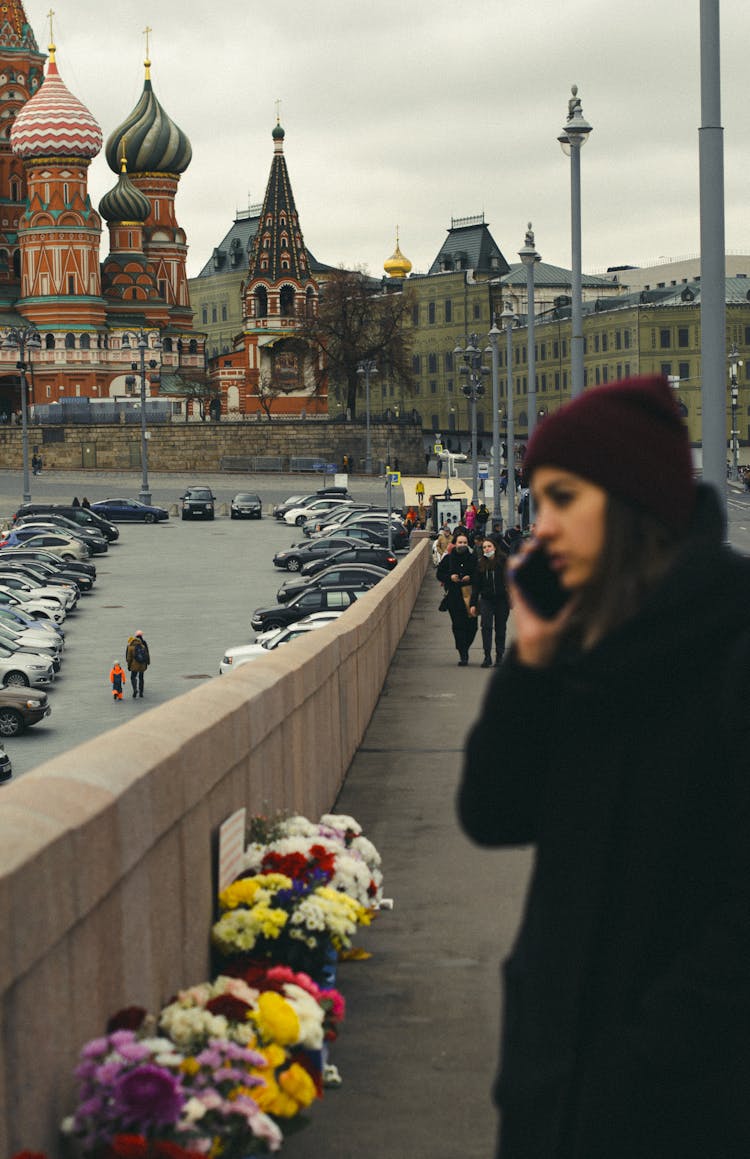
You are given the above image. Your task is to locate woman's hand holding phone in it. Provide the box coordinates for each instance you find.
[508,542,575,668]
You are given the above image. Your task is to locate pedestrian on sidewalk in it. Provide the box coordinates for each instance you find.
[436,529,477,666]
[470,534,509,667]
[459,374,750,1159]
[109,660,125,700]
[125,629,150,698]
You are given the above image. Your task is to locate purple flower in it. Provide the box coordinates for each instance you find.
[116,1041,151,1062]
[81,1036,110,1059]
[109,1030,137,1050]
[95,1061,125,1085]
[113,1063,184,1126]
[195,1046,223,1069]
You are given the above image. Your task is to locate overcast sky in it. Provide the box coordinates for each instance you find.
[23,0,750,281]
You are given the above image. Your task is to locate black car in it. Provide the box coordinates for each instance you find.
[12,503,119,542]
[230,492,262,519]
[14,515,108,553]
[91,498,169,523]
[1,555,92,593]
[181,486,216,521]
[251,585,365,632]
[301,545,398,577]
[2,547,96,581]
[0,743,10,782]
[340,518,410,550]
[273,487,350,520]
[272,536,363,572]
[277,563,388,603]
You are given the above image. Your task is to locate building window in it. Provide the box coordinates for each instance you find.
[594,335,600,353]
[412,305,419,326]
[678,327,689,347]
[444,352,453,371]
[624,330,631,349]
[67,275,75,294]
[221,305,227,321]
[540,342,547,360]
[430,381,437,394]
[660,328,671,348]
[414,383,420,395]
[65,332,75,349]
[447,378,453,393]
[602,366,609,383]
[428,353,437,373]
[615,331,621,350]
[554,371,560,390]
[595,367,601,384]
[473,303,481,320]
[201,306,207,324]
[211,306,217,323]
[158,279,167,298]
[540,373,547,393]
[553,340,559,358]
[80,334,90,350]
[678,361,690,381]
[661,362,672,377]
[562,339,568,358]
[602,333,608,352]
[445,300,452,323]
[412,354,421,374]
[432,414,440,429]
[428,302,436,324]
[563,371,568,390]
[45,333,55,350]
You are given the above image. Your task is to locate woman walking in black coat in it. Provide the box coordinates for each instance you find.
[470,535,510,667]
[458,375,750,1159]
[436,529,477,665]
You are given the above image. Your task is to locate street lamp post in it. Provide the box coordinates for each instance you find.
[728,343,742,481]
[123,329,161,505]
[559,85,592,399]
[487,318,502,528]
[3,325,41,504]
[519,223,541,524]
[357,359,377,473]
[501,299,518,529]
[454,333,489,505]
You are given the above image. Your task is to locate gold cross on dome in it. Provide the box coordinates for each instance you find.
[275,98,282,124]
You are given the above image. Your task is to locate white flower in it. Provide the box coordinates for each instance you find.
[319,812,362,835]
[182,1096,208,1123]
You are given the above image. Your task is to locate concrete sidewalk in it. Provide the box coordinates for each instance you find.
[282,566,531,1159]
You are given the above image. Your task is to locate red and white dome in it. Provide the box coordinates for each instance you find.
[10,58,102,160]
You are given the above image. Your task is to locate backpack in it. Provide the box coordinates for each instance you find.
[132,639,147,664]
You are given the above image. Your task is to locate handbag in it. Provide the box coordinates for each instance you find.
[461,587,475,616]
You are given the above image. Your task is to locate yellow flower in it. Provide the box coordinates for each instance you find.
[253,1073,298,1117]
[257,1042,286,1069]
[179,1057,200,1076]
[279,1062,317,1108]
[219,878,261,911]
[252,990,300,1046]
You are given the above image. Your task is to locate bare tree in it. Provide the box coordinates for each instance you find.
[252,372,283,420]
[298,268,414,418]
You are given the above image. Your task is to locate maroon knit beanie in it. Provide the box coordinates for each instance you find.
[523,375,695,533]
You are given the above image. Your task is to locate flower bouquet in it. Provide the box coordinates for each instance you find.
[60,1028,284,1158]
[212,872,371,983]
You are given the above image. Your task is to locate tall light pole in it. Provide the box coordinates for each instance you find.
[123,329,161,505]
[357,359,377,473]
[487,317,502,528]
[728,343,742,481]
[501,299,517,529]
[454,333,489,505]
[3,325,41,504]
[519,223,541,524]
[559,85,592,399]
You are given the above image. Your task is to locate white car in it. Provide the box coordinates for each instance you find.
[0,585,66,623]
[283,498,354,527]
[0,575,75,611]
[219,615,342,675]
[0,643,55,687]
[438,450,468,462]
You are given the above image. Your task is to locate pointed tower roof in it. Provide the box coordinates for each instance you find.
[10,36,102,159]
[0,1,41,53]
[105,49,191,176]
[247,120,313,285]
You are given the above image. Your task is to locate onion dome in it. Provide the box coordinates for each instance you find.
[99,147,151,223]
[384,230,412,279]
[105,58,191,176]
[10,45,103,160]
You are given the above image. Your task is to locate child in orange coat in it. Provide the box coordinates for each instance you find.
[110,661,125,700]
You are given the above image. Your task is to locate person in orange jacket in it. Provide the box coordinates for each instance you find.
[110,661,125,700]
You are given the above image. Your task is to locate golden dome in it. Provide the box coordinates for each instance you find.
[384,229,412,279]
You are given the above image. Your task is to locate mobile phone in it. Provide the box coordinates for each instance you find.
[512,547,570,619]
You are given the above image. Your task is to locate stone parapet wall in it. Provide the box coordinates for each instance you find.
[0,540,430,1156]
[0,421,422,474]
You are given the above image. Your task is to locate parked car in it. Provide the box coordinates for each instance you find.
[0,643,55,687]
[302,504,381,536]
[3,547,96,581]
[14,515,108,553]
[272,487,349,520]
[0,530,91,562]
[0,555,91,594]
[180,486,216,521]
[12,503,119,542]
[282,497,354,527]
[0,685,51,736]
[0,604,64,640]
[0,744,11,782]
[276,563,388,603]
[91,498,169,523]
[230,492,262,520]
[0,562,79,606]
[0,573,74,612]
[220,616,342,674]
[0,587,66,623]
[272,536,362,572]
[250,586,364,632]
[0,619,64,662]
[300,544,398,577]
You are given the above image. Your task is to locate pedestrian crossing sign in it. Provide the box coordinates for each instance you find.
[434,443,443,454]
[387,471,401,485]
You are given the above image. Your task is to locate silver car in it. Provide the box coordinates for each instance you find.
[0,643,55,687]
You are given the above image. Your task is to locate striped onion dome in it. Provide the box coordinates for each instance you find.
[105,68,191,176]
[99,152,151,223]
[10,55,103,160]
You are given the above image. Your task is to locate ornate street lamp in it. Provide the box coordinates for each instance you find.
[123,329,161,505]
[501,299,518,529]
[3,325,41,503]
[487,318,502,528]
[728,343,743,481]
[356,359,377,473]
[454,333,489,504]
[558,85,592,399]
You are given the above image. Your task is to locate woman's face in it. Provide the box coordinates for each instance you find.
[454,534,469,551]
[531,467,607,590]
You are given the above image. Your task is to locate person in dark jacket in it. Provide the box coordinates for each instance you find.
[436,529,477,665]
[125,629,151,698]
[458,375,750,1159]
[469,536,510,667]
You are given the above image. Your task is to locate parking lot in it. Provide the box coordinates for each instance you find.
[0,469,392,778]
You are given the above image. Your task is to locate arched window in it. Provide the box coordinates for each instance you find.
[306,286,315,318]
[12,249,20,277]
[162,337,173,353]
[45,333,55,350]
[255,286,268,317]
[64,332,75,349]
[189,339,198,354]
[280,285,295,315]
[80,333,90,350]
[9,178,20,201]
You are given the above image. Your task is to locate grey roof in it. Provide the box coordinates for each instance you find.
[428,216,509,277]
[535,276,750,323]
[196,208,329,279]
[501,261,620,289]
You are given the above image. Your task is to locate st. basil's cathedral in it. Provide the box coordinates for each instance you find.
[0,3,208,418]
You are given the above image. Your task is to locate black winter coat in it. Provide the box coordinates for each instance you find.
[471,551,510,607]
[436,547,476,618]
[458,494,750,1159]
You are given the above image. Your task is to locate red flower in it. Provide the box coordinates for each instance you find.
[10,1152,48,1159]
[105,1136,196,1158]
[107,1006,149,1033]
[205,994,253,1021]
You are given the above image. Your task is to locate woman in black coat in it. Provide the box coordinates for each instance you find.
[470,536,510,667]
[436,529,477,665]
[458,375,750,1159]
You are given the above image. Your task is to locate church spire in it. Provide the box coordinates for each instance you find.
[247,118,312,286]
